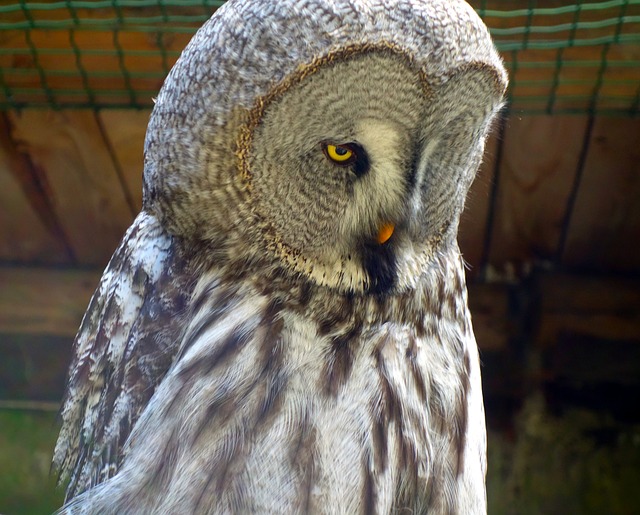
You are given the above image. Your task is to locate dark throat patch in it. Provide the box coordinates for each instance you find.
[361,238,397,294]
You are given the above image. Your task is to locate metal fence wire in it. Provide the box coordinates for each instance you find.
[0,1,639,114]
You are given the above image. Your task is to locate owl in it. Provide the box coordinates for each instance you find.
[53,0,506,513]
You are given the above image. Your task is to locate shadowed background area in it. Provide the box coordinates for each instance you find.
[0,1,639,513]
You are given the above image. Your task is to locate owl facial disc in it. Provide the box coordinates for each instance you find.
[238,46,504,295]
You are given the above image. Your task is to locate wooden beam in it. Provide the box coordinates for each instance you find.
[0,267,100,337]
[2,266,638,404]
[535,273,640,348]
[1,266,638,353]
[0,266,511,352]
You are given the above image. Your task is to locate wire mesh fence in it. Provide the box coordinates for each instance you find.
[0,0,639,114]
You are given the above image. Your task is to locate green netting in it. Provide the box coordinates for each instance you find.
[0,0,639,114]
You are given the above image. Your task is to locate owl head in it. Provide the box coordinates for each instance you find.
[143,0,507,294]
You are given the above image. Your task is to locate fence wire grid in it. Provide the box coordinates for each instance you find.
[1,0,639,114]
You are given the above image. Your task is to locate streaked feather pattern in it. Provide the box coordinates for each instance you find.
[53,212,196,498]
[54,0,506,512]
[58,247,485,513]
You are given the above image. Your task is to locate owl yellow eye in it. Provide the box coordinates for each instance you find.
[325,143,355,164]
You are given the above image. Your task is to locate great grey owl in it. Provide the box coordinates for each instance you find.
[54,0,507,513]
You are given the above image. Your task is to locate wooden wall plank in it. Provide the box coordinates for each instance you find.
[98,109,151,212]
[0,115,69,264]
[487,115,588,270]
[0,267,100,336]
[7,109,136,266]
[563,117,640,272]
[536,273,640,349]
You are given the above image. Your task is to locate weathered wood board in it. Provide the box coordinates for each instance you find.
[535,273,640,349]
[562,117,640,273]
[487,115,588,269]
[0,267,100,336]
[0,114,69,264]
[1,111,639,274]
[7,110,135,266]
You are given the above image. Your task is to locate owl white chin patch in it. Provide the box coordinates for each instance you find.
[289,246,371,293]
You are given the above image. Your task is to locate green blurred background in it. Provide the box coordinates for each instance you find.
[2,395,640,514]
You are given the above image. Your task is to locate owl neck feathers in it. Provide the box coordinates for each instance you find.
[214,240,471,331]
[69,243,475,512]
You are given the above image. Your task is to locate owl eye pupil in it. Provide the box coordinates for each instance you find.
[324,143,356,165]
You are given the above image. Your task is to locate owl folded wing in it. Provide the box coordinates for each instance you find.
[53,210,195,500]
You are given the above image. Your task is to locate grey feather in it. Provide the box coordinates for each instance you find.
[55,0,507,513]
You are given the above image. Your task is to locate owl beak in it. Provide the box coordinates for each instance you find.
[376,222,395,245]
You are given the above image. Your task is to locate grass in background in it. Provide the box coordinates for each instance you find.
[0,410,63,515]
[487,394,640,515]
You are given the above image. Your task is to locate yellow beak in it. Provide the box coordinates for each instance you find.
[376,223,395,245]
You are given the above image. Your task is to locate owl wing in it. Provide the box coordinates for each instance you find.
[53,211,195,499]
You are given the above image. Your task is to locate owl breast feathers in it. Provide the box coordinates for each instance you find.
[54,0,506,513]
